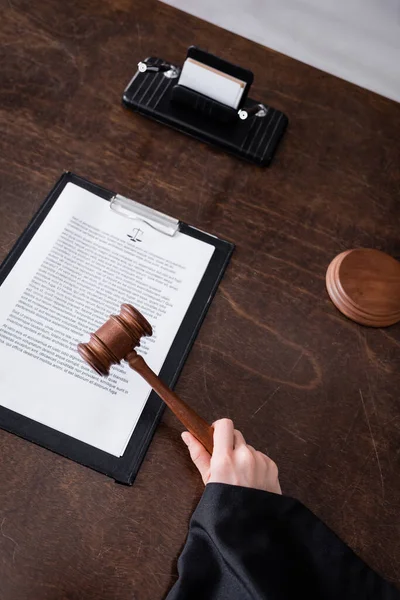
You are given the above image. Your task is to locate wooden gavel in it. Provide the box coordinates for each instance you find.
[77,304,214,454]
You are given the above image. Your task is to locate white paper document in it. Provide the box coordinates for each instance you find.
[0,183,214,456]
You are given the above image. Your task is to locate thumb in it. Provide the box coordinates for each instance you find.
[182,432,211,484]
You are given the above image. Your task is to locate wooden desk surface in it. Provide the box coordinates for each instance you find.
[1,1,400,598]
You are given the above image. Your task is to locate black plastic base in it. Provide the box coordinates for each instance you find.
[123,57,288,167]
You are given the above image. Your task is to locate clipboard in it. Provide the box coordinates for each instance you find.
[0,173,234,484]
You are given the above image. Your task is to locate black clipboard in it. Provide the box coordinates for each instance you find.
[0,173,234,484]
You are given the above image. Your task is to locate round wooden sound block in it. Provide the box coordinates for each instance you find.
[326,249,400,327]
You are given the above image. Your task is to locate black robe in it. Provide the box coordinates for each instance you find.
[166,483,399,599]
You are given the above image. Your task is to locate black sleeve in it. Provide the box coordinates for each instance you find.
[166,483,399,600]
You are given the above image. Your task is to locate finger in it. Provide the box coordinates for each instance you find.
[182,432,211,481]
[258,450,273,464]
[233,429,246,448]
[213,419,234,455]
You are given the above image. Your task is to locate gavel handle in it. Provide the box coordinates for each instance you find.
[127,353,214,454]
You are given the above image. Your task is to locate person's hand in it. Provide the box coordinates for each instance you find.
[181,418,282,494]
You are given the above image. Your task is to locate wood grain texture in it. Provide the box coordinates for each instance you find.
[1,0,400,598]
[78,304,214,452]
[326,249,400,326]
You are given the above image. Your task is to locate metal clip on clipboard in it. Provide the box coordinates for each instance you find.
[122,47,288,168]
[110,194,179,237]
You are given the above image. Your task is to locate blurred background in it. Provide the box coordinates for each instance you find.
[161,0,400,102]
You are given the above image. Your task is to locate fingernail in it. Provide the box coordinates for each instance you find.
[181,432,190,446]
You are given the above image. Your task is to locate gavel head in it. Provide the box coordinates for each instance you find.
[77,304,152,376]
